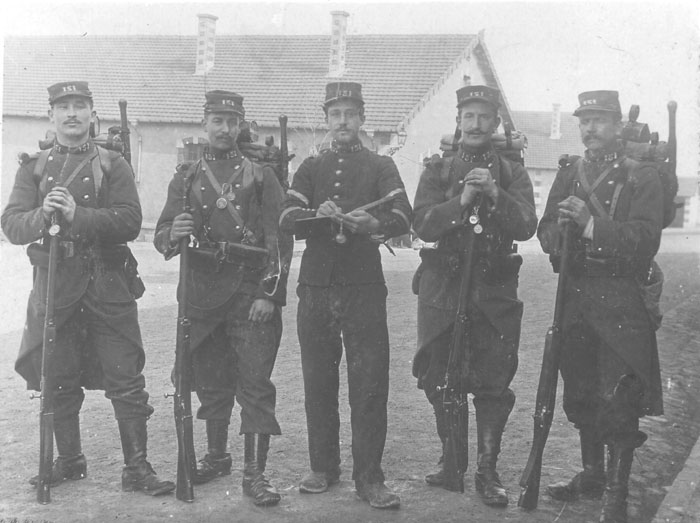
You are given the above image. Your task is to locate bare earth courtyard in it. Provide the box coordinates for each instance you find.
[0,232,698,523]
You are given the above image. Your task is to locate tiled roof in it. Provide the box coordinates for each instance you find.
[513,110,583,170]
[3,34,476,132]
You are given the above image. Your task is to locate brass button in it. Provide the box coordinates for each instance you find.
[335,170,342,175]
[83,176,90,182]
[332,194,340,200]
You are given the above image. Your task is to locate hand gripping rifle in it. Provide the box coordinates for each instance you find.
[439,197,481,492]
[36,211,62,504]
[172,174,197,502]
[518,222,572,510]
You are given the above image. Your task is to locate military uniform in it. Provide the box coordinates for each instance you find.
[279,82,411,507]
[154,90,291,506]
[412,85,537,506]
[1,81,173,496]
[538,90,663,523]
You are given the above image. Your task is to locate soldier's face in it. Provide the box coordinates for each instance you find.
[326,100,364,144]
[48,96,95,145]
[578,111,622,152]
[203,112,242,151]
[458,101,500,149]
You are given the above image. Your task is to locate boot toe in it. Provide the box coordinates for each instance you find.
[475,470,509,507]
[356,482,401,509]
[299,471,337,494]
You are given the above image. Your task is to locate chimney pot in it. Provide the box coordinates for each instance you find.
[328,11,349,78]
[195,13,218,76]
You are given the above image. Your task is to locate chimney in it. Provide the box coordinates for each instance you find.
[328,11,349,77]
[195,13,218,76]
[550,103,561,139]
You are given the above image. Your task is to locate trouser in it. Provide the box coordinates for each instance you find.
[30,303,153,421]
[297,283,390,485]
[193,293,282,435]
[560,321,645,441]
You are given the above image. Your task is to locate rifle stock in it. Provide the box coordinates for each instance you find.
[441,207,479,493]
[518,223,572,510]
[667,101,677,175]
[37,215,61,504]
[173,175,196,502]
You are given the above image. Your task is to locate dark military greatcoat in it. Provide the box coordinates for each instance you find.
[2,141,144,392]
[537,151,664,418]
[412,150,537,399]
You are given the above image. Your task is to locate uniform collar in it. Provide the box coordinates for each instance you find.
[458,144,495,165]
[331,139,363,154]
[203,146,241,161]
[584,145,622,165]
[53,140,93,154]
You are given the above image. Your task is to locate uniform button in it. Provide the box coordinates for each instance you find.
[83,176,90,182]
[451,220,457,224]
[335,170,342,175]
[48,156,53,161]
[234,164,240,170]
[235,204,241,210]
[605,200,611,204]
[338,158,344,163]
[47,176,54,182]
[458,179,464,185]
[334,182,341,187]
[608,180,614,185]
[202,204,208,210]
[82,194,89,200]
[235,225,241,230]
[201,186,206,191]
[332,194,340,200]
[234,183,241,188]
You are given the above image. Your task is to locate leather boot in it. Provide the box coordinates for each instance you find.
[30,415,87,486]
[599,432,646,523]
[473,393,513,507]
[193,419,232,485]
[548,426,605,501]
[242,434,281,506]
[425,401,448,486]
[118,418,175,496]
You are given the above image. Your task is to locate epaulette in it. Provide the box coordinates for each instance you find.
[17,151,40,166]
[422,153,444,170]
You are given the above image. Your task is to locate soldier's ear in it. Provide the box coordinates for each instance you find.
[495,115,502,129]
[48,108,54,124]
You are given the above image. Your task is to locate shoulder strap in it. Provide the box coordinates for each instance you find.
[495,154,514,191]
[91,146,112,197]
[251,161,265,206]
[33,149,52,179]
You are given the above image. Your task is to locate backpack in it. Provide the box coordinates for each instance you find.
[619,103,679,228]
[437,124,527,166]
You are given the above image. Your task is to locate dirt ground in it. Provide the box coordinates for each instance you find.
[0,234,699,523]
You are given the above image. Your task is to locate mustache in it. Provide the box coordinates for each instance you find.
[63,120,81,124]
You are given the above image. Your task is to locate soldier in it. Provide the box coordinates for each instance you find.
[279,81,411,509]
[1,81,174,496]
[539,90,664,523]
[412,85,537,507]
[153,90,291,507]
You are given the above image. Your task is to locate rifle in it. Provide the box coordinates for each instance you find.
[278,115,290,190]
[36,212,62,504]
[518,222,572,510]
[172,174,196,502]
[118,99,132,167]
[667,101,677,176]
[439,197,481,492]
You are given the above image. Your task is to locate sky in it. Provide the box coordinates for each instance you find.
[2,0,699,174]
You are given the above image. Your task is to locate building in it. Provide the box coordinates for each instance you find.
[2,12,514,238]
